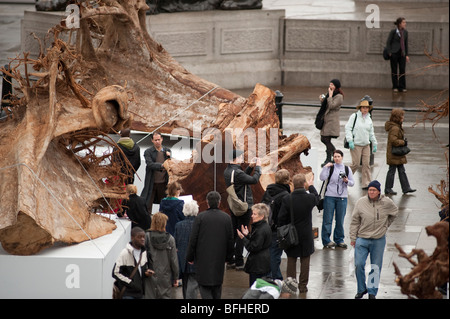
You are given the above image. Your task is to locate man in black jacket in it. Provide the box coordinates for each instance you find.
[186,191,234,299]
[386,17,409,92]
[278,173,320,293]
[141,131,172,212]
[112,227,154,299]
[223,149,262,270]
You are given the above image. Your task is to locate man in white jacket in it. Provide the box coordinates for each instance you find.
[350,180,398,299]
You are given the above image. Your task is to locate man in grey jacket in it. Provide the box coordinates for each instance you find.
[350,180,398,299]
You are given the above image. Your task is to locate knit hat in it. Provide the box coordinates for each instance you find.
[330,79,341,89]
[368,180,381,192]
[281,277,298,295]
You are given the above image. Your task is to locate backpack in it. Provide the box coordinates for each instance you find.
[317,164,349,211]
[263,190,289,231]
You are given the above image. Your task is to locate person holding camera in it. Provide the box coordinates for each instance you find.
[319,150,354,249]
[224,150,262,270]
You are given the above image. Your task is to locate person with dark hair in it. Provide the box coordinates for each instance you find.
[319,150,354,249]
[318,79,344,167]
[160,181,185,235]
[224,149,262,270]
[350,180,398,299]
[186,191,234,299]
[386,17,409,92]
[141,131,172,212]
[384,108,416,195]
[112,227,154,299]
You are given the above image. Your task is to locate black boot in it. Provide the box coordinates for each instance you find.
[385,165,396,195]
[399,165,416,194]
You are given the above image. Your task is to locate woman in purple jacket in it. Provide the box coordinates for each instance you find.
[319,149,355,249]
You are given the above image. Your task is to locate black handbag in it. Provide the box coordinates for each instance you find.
[383,47,390,60]
[277,195,298,250]
[391,145,410,156]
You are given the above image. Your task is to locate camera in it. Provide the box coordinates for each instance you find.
[339,171,347,179]
[320,94,326,99]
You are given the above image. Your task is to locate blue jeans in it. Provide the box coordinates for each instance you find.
[270,231,283,280]
[354,236,386,296]
[321,196,347,246]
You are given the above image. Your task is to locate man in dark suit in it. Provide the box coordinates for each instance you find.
[386,17,409,92]
[141,131,171,212]
[186,191,234,299]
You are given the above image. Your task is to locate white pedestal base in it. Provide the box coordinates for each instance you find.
[0,216,131,299]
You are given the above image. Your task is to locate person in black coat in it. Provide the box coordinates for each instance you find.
[261,168,291,280]
[141,131,172,212]
[237,203,272,286]
[223,149,262,270]
[125,184,151,230]
[386,17,409,92]
[186,191,234,299]
[278,173,320,293]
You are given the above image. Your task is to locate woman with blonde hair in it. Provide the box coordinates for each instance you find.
[144,212,179,299]
[384,108,416,195]
[124,184,151,230]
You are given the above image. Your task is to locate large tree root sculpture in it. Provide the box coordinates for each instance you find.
[0,0,310,254]
[393,221,449,299]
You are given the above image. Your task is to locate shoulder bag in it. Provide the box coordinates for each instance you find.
[391,145,410,156]
[344,113,357,149]
[276,195,299,250]
[226,170,248,216]
[113,251,143,299]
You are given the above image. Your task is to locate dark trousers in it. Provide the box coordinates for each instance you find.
[198,284,222,299]
[321,136,336,154]
[230,209,251,266]
[146,182,166,212]
[390,52,407,90]
[385,164,411,192]
[286,255,311,292]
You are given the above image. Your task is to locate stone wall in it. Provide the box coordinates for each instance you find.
[282,19,449,89]
[21,9,449,90]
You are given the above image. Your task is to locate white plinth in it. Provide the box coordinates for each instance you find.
[0,216,131,299]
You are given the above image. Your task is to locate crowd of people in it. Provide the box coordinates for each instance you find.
[112,73,419,300]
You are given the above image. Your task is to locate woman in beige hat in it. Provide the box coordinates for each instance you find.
[344,100,377,189]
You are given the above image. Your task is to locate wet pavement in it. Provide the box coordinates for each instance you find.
[1,2,449,300]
